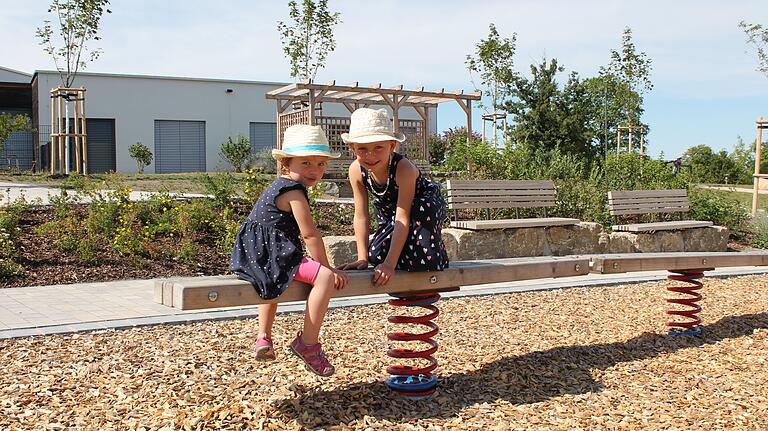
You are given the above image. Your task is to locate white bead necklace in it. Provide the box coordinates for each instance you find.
[368,154,393,197]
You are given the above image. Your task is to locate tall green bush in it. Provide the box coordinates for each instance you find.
[128,142,153,174]
[220,135,252,173]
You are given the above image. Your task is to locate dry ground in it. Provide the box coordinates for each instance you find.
[1,275,767,430]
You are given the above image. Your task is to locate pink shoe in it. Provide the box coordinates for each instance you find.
[289,332,335,377]
[254,337,275,361]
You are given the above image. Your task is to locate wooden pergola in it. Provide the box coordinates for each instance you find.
[265,81,481,163]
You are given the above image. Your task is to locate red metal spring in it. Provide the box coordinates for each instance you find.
[665,270,704,334]
[385,292,440,398]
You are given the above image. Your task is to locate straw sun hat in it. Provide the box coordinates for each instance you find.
[341,108,406,144]
[271,124,341,160]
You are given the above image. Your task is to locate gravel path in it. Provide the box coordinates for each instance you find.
[1,274,767,430]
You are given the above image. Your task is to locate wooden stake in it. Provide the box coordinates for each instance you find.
[753,118,765,215]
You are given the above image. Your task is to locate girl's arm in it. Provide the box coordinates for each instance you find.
[374,158,418,287]
[277,189,349,289]
[338,160,371,270]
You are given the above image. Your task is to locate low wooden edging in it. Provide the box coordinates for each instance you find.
[155,256,590,310]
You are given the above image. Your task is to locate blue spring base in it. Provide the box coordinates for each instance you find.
[385,375,438,400]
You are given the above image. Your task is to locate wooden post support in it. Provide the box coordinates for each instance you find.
[753,117,767,215]
[308,89,316,125]
[49,92,56,174]
[74,91,81,174]
[80,90,88,174]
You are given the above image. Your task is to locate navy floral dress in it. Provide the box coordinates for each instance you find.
[362,152,449,271]
[230,177,307,299]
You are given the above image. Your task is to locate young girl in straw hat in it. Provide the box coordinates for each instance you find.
[230,124,349,377]
[337,108,449,285]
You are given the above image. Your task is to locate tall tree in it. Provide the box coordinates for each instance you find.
[604,27,653,123]
[504,57,597,157]
[466,23,517,116]
[35,0,112,87]
[277,0,341,82]
[739,21,768,77]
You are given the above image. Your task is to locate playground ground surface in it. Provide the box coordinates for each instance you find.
[1,273,766,430]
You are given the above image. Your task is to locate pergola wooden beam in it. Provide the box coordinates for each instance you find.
[266,81,481,143]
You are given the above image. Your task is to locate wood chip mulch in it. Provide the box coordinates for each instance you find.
[1,275,767,430]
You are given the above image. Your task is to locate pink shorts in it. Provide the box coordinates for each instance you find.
[294,257,322,284]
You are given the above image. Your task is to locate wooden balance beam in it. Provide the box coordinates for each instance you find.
[154,256,590,310]
[590,251,768,274]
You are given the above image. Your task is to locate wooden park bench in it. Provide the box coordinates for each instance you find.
[607,189,712,232]
[445,179,579,230]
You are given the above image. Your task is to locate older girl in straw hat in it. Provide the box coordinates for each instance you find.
[337,108,449,286]
[230,124,349,377]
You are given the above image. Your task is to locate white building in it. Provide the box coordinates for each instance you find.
[0,66,436,173]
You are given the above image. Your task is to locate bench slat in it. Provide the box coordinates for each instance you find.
[608,196,689,206]
[448,189,556,197]
[156,256,590,310]
[447,180,554,190]
[452,217,579,230]
[448,201,557,210]
[610,205,689,216]
[448,195,556,204]
[611,220,713,232]
[608,189,688,199]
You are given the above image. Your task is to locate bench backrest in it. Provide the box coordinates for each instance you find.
[607,189,689,217]
[446,180,557,210]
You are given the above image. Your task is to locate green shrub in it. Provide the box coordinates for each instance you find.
[128,142,153,174]
[173,200,223,238]
[220,134,252,173]
[0,258,23,277]
[77,235,100,266]
[750,212,768,248]
[689,189,750,233]
[36,217,83,254]
[196,173,237,209]
[242,168,270,204]
[217,207,242,252]
[174,239,199,265]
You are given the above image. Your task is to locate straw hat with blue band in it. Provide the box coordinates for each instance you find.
[272,124,341,160]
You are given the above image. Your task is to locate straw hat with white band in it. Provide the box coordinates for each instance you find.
[341,108,406,144]
[271,124,341,160]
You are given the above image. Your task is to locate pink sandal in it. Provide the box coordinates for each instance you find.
[254,337,276,361]
[289,332,335,377]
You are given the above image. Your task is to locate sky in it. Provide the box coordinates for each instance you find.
[2,0,768,159]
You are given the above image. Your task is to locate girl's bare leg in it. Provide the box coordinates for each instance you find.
[258,303,278,339]
[302,266,335,344]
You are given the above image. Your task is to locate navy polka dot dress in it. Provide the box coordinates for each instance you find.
[230,177,307,300]
[362,153,449,271]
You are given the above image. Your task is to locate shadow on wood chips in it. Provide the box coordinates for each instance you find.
[275,311,768,429]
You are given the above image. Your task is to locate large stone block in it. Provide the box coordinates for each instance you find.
[607,232,637,253]
[546,226,575,256]
[507,228,548,257]
[659,231,684,252]
[683,226,729,252]
[442,228,516,260]
[324,236,357,267]
[571,222,607,254]
[635,233,658,252]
